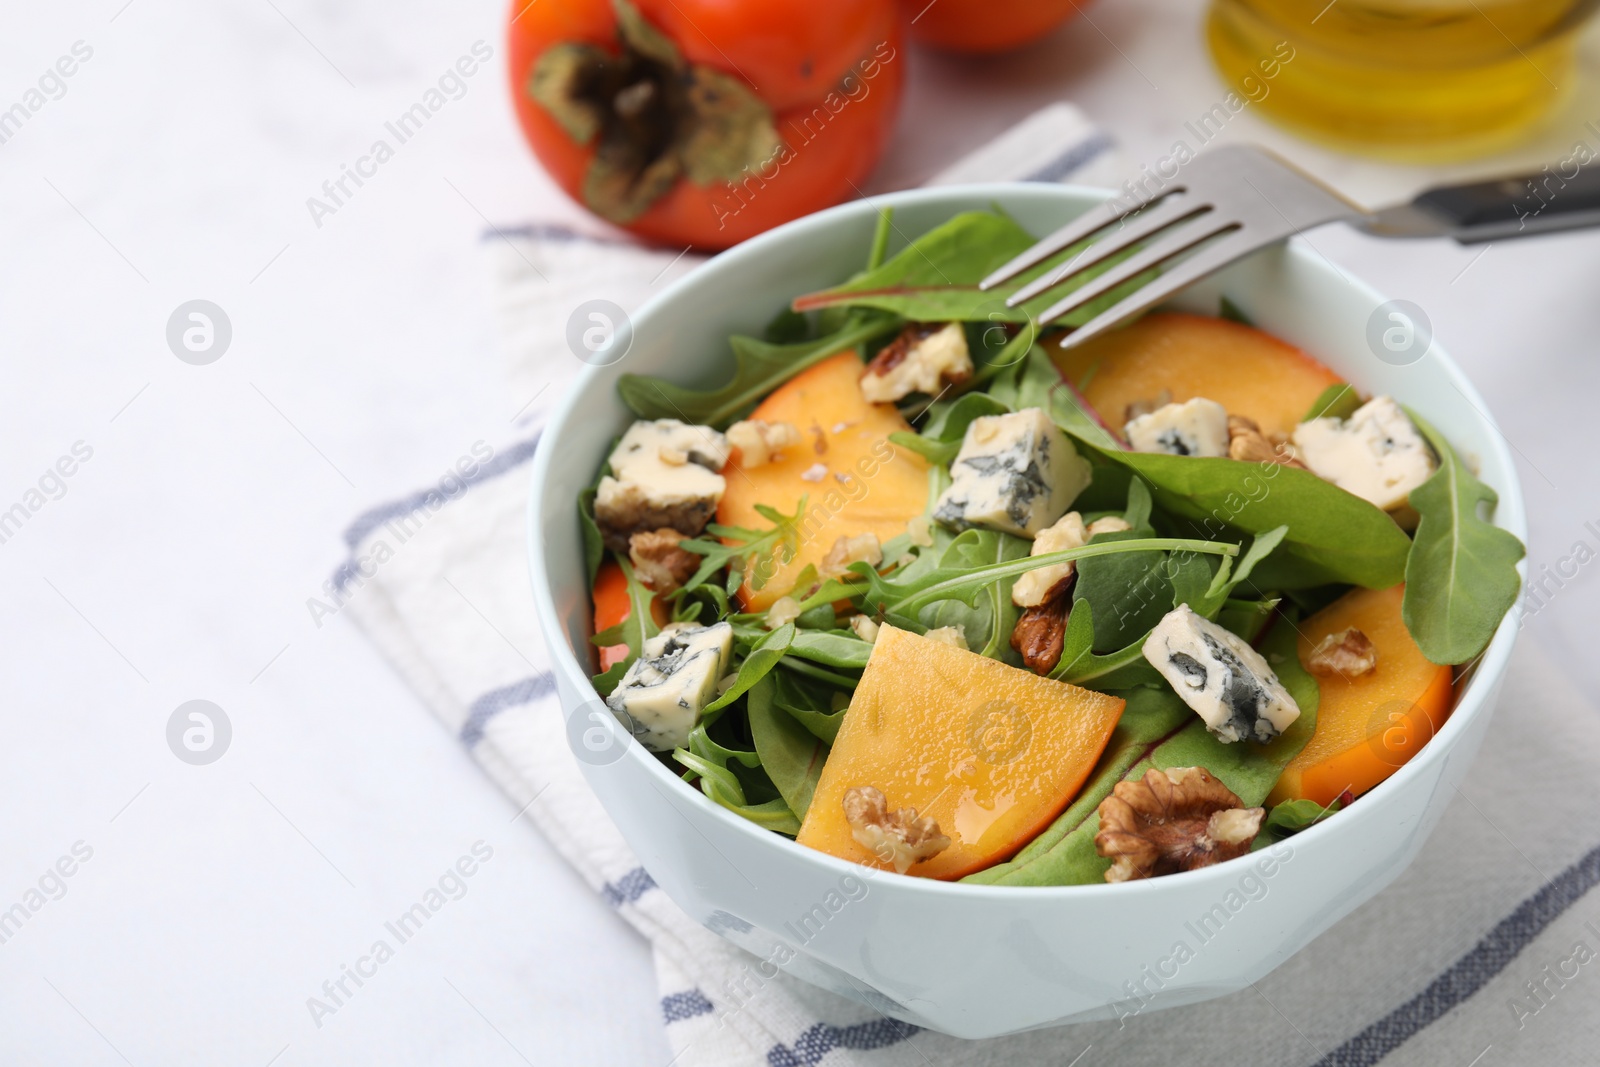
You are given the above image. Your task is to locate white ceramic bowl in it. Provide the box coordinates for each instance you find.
[527,184,1526,1039]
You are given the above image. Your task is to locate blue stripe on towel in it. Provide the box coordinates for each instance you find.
[662,989,716,1024]
[459,673,557,746]
[1315,839,1600,1067]
[766,1019,923,1066]
[602,866,657,907]
[332,432,543,591]
[1024,131,1115,185]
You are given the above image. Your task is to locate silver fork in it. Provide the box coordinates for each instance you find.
[981,143,1600,350]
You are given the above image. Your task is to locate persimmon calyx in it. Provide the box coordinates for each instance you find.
[1094,766,1264,883]
[527,0,782,223]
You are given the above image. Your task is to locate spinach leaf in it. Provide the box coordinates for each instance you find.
[762,306,811,345]
[866,207,893,271]
[974,614,1318,885]
[589,557,660,696]
[1256,795,1342,846]
[1401,409,1525,665]
[1072,482,1165,651]
[1049,603,1166,689]
[617,313,900,429]
[747,675,829,820]
[887,391,1011,467]
[990,344,1122,452]
[1304,382,1363,422]
[1108,451,1411,589]
[790,211,1150,332]
[769,671,849,745]
[702,624,793,715]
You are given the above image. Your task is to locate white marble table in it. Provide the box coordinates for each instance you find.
[2,0,1596,1063]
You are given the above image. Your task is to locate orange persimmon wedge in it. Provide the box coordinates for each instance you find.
[797,625,1125,879]
[1052,312,1342,440]
[1268,585,1454,808]
[717,351,930,611]
[591,560,666,671]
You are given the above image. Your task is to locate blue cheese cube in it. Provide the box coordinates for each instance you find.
[1142,606,1300,744]
[933,408,1092,537]
[1290,396,1436,511]
[605,622,734,752]
[1124,397,1230,457]
[595,419,730,551]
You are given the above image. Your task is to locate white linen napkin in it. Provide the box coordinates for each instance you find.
[335,105,1600,1066]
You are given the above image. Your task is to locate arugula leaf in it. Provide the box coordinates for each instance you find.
[1049,602,1166,689]
[747,675,829,820]
[1304,382,1363,422]
[1107,451,1411,589]
[589,557,660,696]
[617,313,900,429]
[1401,410,1525,665]
[860,533,1241,619]
[866,207,893,271]
[702,624,794,715]
[762,306,811,345]
[578,443,617,586]
[731,623,873,670]
[673,747,802,834]
[790,210,1152,331]
[678,498,805,594]
[973,615,1317,885]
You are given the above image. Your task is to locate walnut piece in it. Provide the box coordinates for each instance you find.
[1011,595,1070,675]
[1094,767,1264,883]
[1227,414,1306,468]
[819,532,883,580]
[1305,627,1378,678]
[726,419,802,468]
[842,786,952,874]
[628,528,700,593]
[765,595,802,629]
[923,624,968,651]
[849,615,880,644]
[860,322,973,404]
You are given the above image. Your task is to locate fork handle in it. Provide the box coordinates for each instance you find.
[1416,164,1600,243]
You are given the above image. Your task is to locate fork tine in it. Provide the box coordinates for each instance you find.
[979,190,1180,291]
[1055,234,1257,352]
[1005,196,1212,308]
[1033,217,1239,326]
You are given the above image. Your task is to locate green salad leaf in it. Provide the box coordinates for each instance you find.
[1401,409,1525,665]
[1107,451,1411,589]
[1304,382,1363,422]
[748,675,829,820]
[790,210,1150,330]
[589,557,660,696]
[972,614,1318,886]
[1256,795,1342,847]
[618,313,899,429]
[703,624,793,715]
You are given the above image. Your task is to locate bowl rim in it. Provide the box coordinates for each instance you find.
[527,181,1528,900]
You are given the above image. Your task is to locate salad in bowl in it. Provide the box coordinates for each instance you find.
[528,185,1527,1035]
[579,205,1522,886]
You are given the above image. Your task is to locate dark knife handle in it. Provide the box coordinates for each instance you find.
[1414,163,1600,243]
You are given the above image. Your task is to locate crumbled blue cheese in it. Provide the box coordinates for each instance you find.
[594,419,730,550]
[1290,396,1436,511]
[605,621,734,752]
[1142,606,1300,744]
[1124,398,1230,457]
[860,323,974,404]
[933,408,1093,537]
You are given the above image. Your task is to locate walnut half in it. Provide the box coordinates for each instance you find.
[1228,415,1306,468]
[628,528,700,593]
[1094,767,1264,882]
[843,786,951,874]
[1305,627,1378,678]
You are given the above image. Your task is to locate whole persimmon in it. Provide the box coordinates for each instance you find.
[507,0,904,250]
[902,0,1086,54]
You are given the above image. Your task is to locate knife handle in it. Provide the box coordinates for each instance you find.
[1414,163,1600,244]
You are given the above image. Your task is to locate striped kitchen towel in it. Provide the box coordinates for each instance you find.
[334,106,1600,1066]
